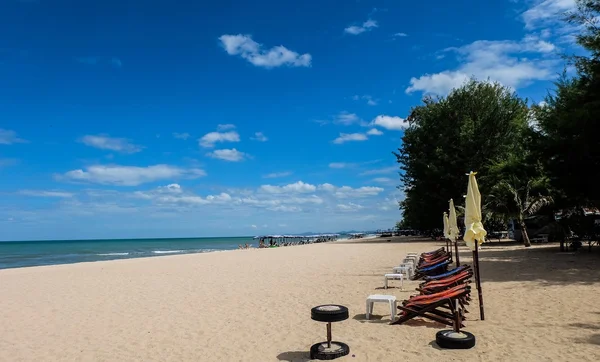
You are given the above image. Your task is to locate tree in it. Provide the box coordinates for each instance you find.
[487,171,553,247]
[395,80,530,231]
[533,0,600,209]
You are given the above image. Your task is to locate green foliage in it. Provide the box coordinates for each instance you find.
[531,1,600,208]
[395,80,529,231]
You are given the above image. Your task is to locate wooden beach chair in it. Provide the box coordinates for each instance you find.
[417,270,473,294]
[390,285,471,327]
[417,253,451,268]
[423,265,470,281]
[411,260,451,280]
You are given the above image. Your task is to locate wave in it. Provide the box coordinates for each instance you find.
[97,252,130,256]
[152,250,185,254]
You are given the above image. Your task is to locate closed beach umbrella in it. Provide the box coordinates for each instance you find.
[448,199,459,240]
[463,171,487,250]
[443,212,451,253]
[443,212,450,239]
[448,199,460,266]
[463,171,486,320]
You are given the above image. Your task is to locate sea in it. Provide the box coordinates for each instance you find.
[0,236,257,270]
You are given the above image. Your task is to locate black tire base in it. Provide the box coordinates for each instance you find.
[311,305,349,323]
[310,341,350,360]
[435,330,476,349]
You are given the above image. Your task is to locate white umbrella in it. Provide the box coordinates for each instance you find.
[463,171,486,320]
[463,171,487,250]
[448,198,460,266]
[443,212,450,240]
[448,199,459,240]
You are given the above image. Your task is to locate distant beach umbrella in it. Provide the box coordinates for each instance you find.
[448,199,459,240]
[448,198,460,266]
[443,212,450,240]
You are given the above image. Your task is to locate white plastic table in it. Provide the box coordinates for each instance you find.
[393,265,413,278]
[366,294,397,320]
[384,273,404,289]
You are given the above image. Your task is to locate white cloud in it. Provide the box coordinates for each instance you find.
[393,32,408,37]
[317,111,368,126]
[206,148,246,162]
[345,19,378,35]
[329,160,381,169]
[316,183,383,198]
[199,131,240,148]
[372,177,394,184]
[371,115,409,131]
[522,0,575,30]
[173,132,191,140]
[329,162,354,169]
[318,183,337,192]
[337,202,364,212]
[134,185,232,206]
[333,186,384,198]
[61,164,206,186]
[4,179,400,239]
[366,128,384,136]
[217,124,236,131]
[333,133,369,144]
[79,135,143,153]
[263,171,293,178]
[405,35,561,95]
[18,190,74,198]
[251,132,268,142]
[352,95,378,106]
[251,224,258,229]
[0,129,26,145]
[218,34,311,68]
[334,111,362,125]
[360,166,398,176]
[260,181,317,194]
[269,205,302,212]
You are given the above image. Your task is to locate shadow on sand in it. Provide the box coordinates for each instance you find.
[276,351,311,362]
[352,313,390,324]
[471,244,600,286]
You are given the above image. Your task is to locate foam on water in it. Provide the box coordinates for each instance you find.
[0,236,250,269]
[152,250,185,254]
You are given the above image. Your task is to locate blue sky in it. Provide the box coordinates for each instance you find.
[0,0,579,240]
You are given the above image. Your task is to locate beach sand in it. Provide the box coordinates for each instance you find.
[1,237,600,361]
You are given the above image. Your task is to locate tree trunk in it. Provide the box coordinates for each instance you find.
[520,220,532,247]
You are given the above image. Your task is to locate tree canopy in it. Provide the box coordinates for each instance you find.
[395,80,529,231]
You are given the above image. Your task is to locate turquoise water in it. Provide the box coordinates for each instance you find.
[0,237,254,269]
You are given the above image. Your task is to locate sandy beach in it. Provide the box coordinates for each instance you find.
[1,237,599,361]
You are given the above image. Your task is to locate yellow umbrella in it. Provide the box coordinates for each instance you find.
[443,212,450,239]
[463,171,487,250]
[448,199,459,240]
[448,199,460,266]
[463,171,486,321]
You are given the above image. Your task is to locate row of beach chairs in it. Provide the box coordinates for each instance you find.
[391,247,472,327]
[369,247,472,328]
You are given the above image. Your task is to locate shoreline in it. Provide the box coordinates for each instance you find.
[2,237,598,361]
[0,236,376,272]
[0,235,370,271]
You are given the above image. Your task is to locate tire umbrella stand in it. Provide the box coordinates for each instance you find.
[310,305,350,360]
[435,298,476,349]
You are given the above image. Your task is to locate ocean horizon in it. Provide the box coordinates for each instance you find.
[0,234,356,270]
